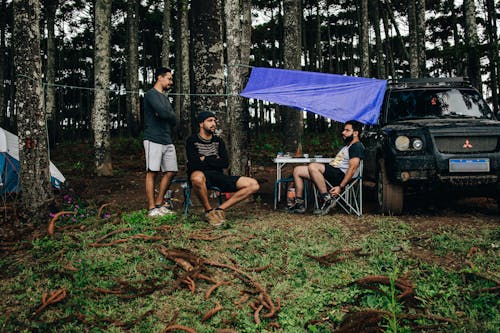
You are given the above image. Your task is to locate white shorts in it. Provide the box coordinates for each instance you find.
[144,140,178,172]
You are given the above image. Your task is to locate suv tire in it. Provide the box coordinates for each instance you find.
[377,159,403,214]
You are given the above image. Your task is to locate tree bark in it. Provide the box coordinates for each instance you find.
[485,0,499,114]
[44,0,56,122]
[225,0,250,175]
[13,0,54,222]
[179,0,191,138]
[126,0,140,136]
[161,0,171,67]
[408,0,419,78]
[372,0,385,79]
[0,0,6,126]
[190,0,225,135]
[415,0,426,76]
[381,5,395,79]
[93,0,112,176]
[282,0,302,153]
[360,0,369,77]
[463,0,481,90]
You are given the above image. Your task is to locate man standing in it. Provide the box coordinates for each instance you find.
[289,120,365,215]
[186,111,260,227]
[143,67,177,217]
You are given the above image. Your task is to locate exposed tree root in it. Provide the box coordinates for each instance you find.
[205,281,231,300]
[33,288,67,316]
[48,211,76,238]
[202,302,222,322]
[306,248,369,266]
[348,273,415,300]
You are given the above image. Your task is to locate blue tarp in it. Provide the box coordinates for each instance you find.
[240,67,387,125]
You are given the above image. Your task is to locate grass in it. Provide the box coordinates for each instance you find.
[0,203,498,332]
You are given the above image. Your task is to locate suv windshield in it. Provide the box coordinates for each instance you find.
[387,88,494,122]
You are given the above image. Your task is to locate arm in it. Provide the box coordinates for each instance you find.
[330,157,360,196]
[149,92,176,123]
[186,137,206,171]
[205,139,229,169]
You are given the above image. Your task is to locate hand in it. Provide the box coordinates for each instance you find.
[329,186,342,197]
[200,156,205,161]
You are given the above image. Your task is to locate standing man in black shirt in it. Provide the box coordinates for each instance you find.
[186,111,259,227]
[143,67,177,217]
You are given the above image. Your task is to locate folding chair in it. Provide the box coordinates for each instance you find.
[273,177,307,210]
[313,160,363,216]
[171,178,225,215]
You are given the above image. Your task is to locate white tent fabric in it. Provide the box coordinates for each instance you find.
[0,127,65,185]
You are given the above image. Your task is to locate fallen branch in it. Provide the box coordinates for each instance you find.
[205,281,231,300]
[202,302,222,322]
[34,288,67,316]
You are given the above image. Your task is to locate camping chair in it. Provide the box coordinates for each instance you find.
[273,177,308,210]
[313,160,363,216]
[171,178,225,215]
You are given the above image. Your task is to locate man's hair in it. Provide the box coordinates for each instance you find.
[345,120,363,134]
[155,67,172,80]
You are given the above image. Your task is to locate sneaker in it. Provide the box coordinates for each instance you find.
[287,202,306,214]
[214,208,226,223]
[156,204,175,215]
[148,207,164,217]
[205,209,223,227]
[313,196,336,215]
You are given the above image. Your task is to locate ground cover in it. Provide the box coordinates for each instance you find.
[1,200,498,332]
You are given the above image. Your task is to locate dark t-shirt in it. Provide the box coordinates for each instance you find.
[143,88,176,144]
[185,134,229,174]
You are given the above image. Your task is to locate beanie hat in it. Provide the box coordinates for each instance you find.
[197,111,216,123]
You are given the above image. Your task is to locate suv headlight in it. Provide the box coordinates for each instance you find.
[395,135,424,151]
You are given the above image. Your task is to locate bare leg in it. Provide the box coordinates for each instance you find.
[308,163,327,194]
[219,177,259,210]
[190,171,211,211]
[293,165,310,198]
[146,171,157,210]
[155,171,177,206]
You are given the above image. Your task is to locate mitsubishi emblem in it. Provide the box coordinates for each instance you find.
[463,139,472,149]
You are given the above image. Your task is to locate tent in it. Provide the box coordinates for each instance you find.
[240,67,387,124]
[0,127,65,194]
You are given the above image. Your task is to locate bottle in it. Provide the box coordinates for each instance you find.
[287,183,296,207]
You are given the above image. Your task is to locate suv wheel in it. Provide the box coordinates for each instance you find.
[377,159,403,214]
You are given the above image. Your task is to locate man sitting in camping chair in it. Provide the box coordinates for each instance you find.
[288,120,365,215]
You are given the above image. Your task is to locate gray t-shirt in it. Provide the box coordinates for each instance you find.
[143,88,176,144]
[330,141,365,176]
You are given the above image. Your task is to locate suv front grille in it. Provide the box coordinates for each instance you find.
[434,136,498,153]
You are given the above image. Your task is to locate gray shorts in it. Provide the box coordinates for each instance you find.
[144,140,178,172]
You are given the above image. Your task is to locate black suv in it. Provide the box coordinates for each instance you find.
[363,77,500,214]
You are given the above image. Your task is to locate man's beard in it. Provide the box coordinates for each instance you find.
[343,135,354,145]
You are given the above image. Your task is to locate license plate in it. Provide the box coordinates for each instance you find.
[449,159,490,172]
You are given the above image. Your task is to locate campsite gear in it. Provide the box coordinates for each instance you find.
[0,127,65,194]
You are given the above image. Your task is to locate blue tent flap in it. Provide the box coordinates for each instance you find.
[240,67,387,125]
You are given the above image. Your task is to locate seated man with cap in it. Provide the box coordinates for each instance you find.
[185,111,260,227]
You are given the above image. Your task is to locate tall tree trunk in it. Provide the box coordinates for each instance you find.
[45,0,56,121]
[13,0,53,222]
[485,0,499,114]
[225,0,250,175]
[161,0,171,67]
[360,0,369,77]
[372,0,385,79]
[415,0,426,76]
[282,0,302,152]
[463,0,481,90]
[381,5,395,78]
[384,0,410,65]
[0,0,6,126]
[449,0,463,76]
[93,0,112,176]
[179,0,191,138]
[126,0,140,136]
[191,0,225,135]
[408,0,419,78]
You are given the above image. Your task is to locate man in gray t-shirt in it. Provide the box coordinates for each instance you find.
[143,67,178,217]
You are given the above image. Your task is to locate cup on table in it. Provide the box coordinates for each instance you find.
[303,154,309,158]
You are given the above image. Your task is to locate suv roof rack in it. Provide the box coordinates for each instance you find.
[388,77,471,88]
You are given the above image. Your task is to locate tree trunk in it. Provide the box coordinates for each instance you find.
[485,0,499,114]
[360,0,369,77]
[44,0,56,122]
[282,0,302,153]
[126,0,140,136]
[13,0,53,223]
[415,0,426,76]
[191,0,225,135]
[408,0,419,78]
[372,0,385,79]
[384,0,410,65]
[225,0,248,175]
[93,0,112,176]
[0,0,6,126]
[463,0,481,90]
[449,0,463,76]
[381,6,394,78]
[161,0,171,67]
[179,0,191,138]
